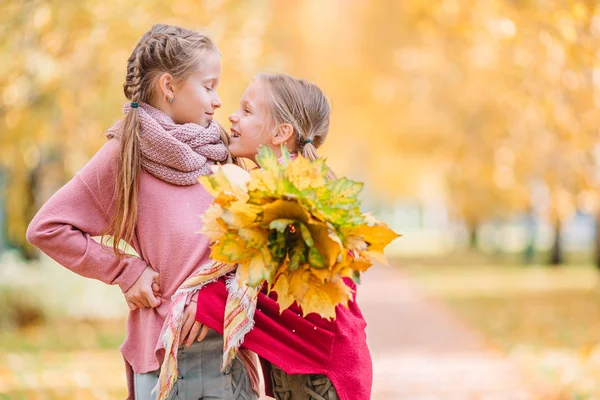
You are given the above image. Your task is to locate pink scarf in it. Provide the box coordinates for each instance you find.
[106,102,229,186]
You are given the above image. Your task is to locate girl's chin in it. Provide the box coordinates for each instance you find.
[229,150,243,159]
[229,151,252,161]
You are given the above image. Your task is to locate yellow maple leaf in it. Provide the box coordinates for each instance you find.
[211,233,257,264]
[321,280,352,309]
[261,199,312,225]
[248,168,278,195]
[285,155,326,191]
[301,284,337,319]
[247,252,272,287]
[344,222,400,264]
[362,250,388,265]
[198,204,227,240]
[288,266,311,301]
[216,164,251,189]
[349,254,372,272]
[237,263,250,285]
[221,200,261,228]
[239,227,268,248]
[343,234,368,251]
[306,222,343,268]
[271,273,296,311]
[311,265,333,282]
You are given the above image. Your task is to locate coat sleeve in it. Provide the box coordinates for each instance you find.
[26,142,147,292]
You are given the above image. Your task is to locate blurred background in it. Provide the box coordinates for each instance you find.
[2,0,600,398]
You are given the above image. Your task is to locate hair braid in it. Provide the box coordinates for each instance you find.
[105,24,219,256]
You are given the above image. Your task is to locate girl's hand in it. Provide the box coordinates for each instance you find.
[180,298,210,347]
[124,266,162,310]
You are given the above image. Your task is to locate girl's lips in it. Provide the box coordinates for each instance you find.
[230,128,241,138]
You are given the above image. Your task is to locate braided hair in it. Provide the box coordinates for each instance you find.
[106,24,218,255]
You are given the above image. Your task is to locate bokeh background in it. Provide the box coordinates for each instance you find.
[2,0,600,398]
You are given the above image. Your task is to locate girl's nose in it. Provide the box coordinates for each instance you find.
[229,114,239,123]
[212,94,222,109]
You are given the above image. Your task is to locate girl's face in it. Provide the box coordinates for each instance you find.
[169,51,222,128]
[228,79,274,162]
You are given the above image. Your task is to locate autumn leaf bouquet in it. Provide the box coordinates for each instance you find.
[199,146,399,319]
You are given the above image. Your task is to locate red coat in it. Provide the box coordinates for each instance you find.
[195,278,372,400]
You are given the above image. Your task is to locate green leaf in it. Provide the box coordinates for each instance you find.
[247,253,271,287]
[279,176,302,198]
[268,230,287,262]
[351,270,361,284]
[268,219,313,247]
[279,143,292,166]
[256,145,280,173]
[261,246,280,281]
[308,246,327,269]
[269,218,296,233]
[248,189,273,206]
[318,206,363,227]
[288,243,307,271]
[239,227,268,249]
[298,223,314,247]
[212,232,255,262]
[311,158,330,181]
[328,177,363,198]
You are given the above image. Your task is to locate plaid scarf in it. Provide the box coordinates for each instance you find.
[153,261,258,400]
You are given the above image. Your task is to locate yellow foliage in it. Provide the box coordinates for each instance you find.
[199,149,399,319]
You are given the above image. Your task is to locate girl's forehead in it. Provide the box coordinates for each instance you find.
[195,52,221,77]
[243,80,266,102]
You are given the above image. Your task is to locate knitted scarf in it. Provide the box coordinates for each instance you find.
[106,102,229,186]
[153,261,259,400]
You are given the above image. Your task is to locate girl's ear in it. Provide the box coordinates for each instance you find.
[157,72,175,101]
[271,123,294,146]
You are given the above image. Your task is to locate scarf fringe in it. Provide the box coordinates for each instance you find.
[221,274,258,372]
[153,261,252,400]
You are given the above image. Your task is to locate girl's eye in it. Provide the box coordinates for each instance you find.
[244,109,250,114]
[205,86,213,92]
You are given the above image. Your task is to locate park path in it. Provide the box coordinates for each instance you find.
[358,264,536,400]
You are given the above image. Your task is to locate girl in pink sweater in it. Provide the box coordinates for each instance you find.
[26,24,259,399]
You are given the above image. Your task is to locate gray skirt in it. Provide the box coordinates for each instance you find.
[134,329,257,400]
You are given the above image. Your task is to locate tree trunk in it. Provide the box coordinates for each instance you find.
[594,211,600,270]
[19,166,40,260]
[0,169,5,255]
[549,219,564,266]
[467,222,478,250]
[523,209,536,265]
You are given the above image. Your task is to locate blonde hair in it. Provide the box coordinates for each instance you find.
[258,74,336,180]
[217,123,245,168]
[106,24,219,255]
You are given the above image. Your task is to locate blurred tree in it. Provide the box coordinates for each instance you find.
[2,0,599,264]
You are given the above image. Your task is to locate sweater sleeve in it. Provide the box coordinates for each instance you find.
[26,143,147,292]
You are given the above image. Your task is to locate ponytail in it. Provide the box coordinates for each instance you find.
[104,47,144,255]
[105,109,142,255]
[258,74,336,181]
[301,140,336,180]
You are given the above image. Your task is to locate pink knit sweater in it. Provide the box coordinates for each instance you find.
[26,139,258,398]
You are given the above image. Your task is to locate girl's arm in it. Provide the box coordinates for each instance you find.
[26,173,148,293]
[26,142,149,295]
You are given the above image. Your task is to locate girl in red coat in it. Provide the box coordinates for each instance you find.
[196,74,372,400]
